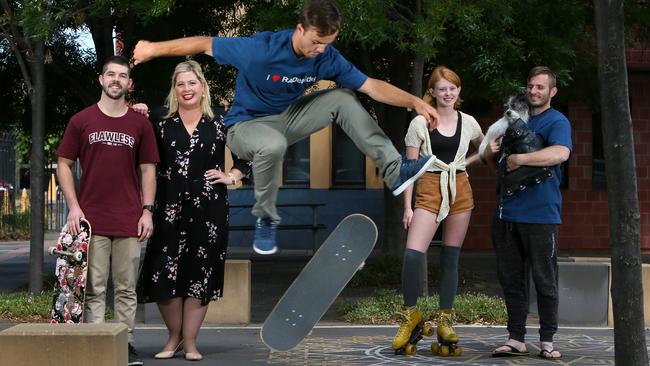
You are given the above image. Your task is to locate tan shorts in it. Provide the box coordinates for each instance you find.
[415,171,474,215]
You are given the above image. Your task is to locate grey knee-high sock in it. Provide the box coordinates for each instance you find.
[439,245,461,309]
[402,248,425,307]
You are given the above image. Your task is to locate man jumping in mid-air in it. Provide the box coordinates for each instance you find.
[132,0,439,255]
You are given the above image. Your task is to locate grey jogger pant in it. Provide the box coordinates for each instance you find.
[227,88,402,222]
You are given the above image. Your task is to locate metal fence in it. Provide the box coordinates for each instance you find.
[0,131,16,193]
[0,174,66,238]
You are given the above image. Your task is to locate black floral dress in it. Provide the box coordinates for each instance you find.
[138,113,250,306]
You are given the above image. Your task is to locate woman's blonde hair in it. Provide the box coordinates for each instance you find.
[165,60,214,119]
[422,66,463,109]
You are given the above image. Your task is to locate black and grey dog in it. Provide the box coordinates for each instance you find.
[478,92,530,160]
[479,91,554,197]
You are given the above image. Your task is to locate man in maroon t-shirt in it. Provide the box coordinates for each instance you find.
[57,56,159,366]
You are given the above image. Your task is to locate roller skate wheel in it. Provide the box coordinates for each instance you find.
[453,346,462,356]
[439,345,450,357]
[404,344,416,355]
[422,325,433,337]
[431,343,439,354]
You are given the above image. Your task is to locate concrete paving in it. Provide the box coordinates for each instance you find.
[0,322,640,365]
[2,234,650,365]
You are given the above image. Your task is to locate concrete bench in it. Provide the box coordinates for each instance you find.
[229,203,326,252]
[529,258,650,326]
[0,323,127,366]
[138,259,251,324]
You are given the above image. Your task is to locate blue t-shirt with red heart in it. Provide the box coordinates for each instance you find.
[212,29,368,128]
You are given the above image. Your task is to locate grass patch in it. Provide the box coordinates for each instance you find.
[2,272,114,322]
[0,292,53,322]
[338,289,507,325]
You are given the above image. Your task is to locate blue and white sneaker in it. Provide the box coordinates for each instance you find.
[390,155,437,196]
[253,217,279,255]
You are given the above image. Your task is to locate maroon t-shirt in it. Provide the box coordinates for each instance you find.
[57,104,159,237]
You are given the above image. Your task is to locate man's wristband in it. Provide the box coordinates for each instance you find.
[143,204,154,213]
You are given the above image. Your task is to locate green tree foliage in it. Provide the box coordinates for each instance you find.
[0,0,173,294]
[126,0,246,109]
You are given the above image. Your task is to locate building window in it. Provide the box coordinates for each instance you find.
[332,124,365,187]
[283,139,310,187]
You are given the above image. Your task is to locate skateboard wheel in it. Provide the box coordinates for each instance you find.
[452,346,462,356]
[404,344,416,355]
[422,325,433,337]
[74,252,83,262]
[48,247,56,256]
[439,345,450,357]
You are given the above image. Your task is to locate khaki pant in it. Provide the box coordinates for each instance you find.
[227,88,402,222]
[84,235,141,343]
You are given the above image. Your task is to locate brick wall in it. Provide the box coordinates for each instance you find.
[465,55,650,251]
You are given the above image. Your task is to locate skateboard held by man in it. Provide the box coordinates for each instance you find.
[49,218,91,323]
[261,214,377,351]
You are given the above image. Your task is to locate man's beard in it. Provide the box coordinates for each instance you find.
[102,83,127,100]
[527,93,550,108]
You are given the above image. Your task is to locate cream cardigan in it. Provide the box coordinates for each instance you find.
[404,112,482,222]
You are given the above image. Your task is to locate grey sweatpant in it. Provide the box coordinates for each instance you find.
[227,88,402,222]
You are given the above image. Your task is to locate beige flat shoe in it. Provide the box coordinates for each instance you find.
[154,340,184,359]
[184,352,203,361]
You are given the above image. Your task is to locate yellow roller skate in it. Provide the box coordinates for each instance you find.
[392,307,434,355]
[431,309,462,357]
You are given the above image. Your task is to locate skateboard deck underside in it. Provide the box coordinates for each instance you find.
[261,214,377,351]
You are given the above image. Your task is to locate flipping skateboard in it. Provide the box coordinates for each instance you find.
[261,214,377,351]
[49,218,91,323]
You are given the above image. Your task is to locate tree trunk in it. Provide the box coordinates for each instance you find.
[410,53,428,295]
[410,51,425,99]
[28,41,45,295]
[86,8,115,69]
[380,53,411,256]
[594,1,647,365]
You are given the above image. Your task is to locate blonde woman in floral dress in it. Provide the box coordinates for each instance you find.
[138,60,250,361]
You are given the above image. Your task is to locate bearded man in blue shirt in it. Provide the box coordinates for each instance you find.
[485,66,572,360]
[133,0,440,255]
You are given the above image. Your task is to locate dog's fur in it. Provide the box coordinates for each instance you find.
[478,92,530,161]
[497,119,554,196]
[478,91,555,197]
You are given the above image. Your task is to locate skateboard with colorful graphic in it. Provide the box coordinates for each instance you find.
[261,214,377,351]
[49,218,91,323]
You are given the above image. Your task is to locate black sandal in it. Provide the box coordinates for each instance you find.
[492,344,529,357]
[539,348,562,359]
